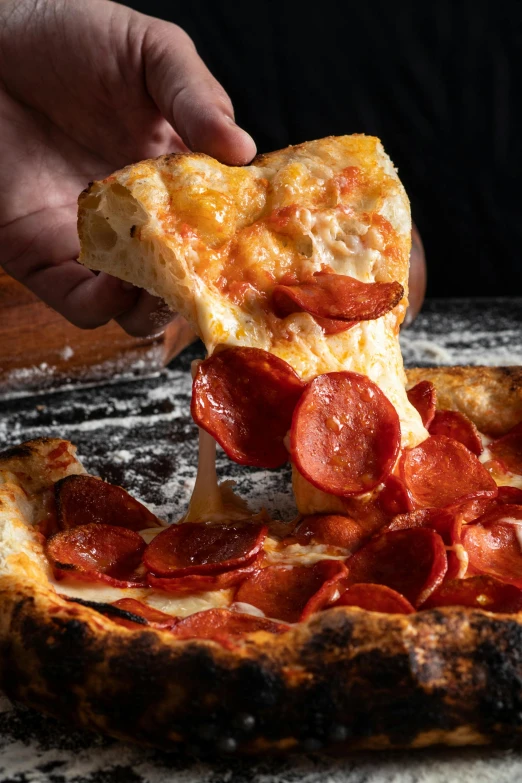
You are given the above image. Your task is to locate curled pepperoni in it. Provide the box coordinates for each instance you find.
[377,475,413,516]
[47,524,146,587]
[144,522,267,577]
[423,576,522,613]
[272,273,404,323]
[293,514,369,552]
[235,561,348,623]
[334,583,415,614]
[406,381,437,429]
[313,317,358,335]
[489,422,522,475]
[428,410,483,456]
[399,436,498,510]
[110,599,179,630]
[191,347,305,469]
[147,562,258,593]
[383,507,456,544]
[497,486,522,504]
[170,609,290,647]
[55,475,161,532]
[460,505,522,587]
[344,528,447,607]
[291,372,401,497]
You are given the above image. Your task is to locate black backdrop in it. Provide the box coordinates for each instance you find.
[124,0,521,298]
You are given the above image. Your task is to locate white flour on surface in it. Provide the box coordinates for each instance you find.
[1,299,522,783]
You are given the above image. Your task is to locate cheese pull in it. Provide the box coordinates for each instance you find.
[78,135,427,516]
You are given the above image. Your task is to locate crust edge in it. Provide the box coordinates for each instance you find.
[1,365,522,754]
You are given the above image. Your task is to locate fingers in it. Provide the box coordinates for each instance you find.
[115,288,175,337]
[2,206,175,335]
[143,20,256,166]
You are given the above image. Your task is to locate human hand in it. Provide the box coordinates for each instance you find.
[0,0,256,336]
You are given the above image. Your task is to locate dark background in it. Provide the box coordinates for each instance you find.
[124,0,521,298]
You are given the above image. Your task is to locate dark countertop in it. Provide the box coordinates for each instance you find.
[1,297,522,782]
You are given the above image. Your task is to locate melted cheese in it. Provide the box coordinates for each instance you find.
[52,579,231,619]
[76,136,522,620]
[480,446,522,489]
[78,135,428,522]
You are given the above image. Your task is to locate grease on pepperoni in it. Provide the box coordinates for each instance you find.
[170,609,290,646]
[460,504,522,587]
[147,562,258,593]
[55,475,161,532]
[377,475,413,516]
[423,575,522,613]
[344,528,447,607]
[406,381,437,429]
[191,347,305,468]
[144,522,267,577]
[47,524,146,587]
[428,410,483,456]
[235,560,348,623]
[382,507,456,544]
[110,599,179,630]
[334,583,415,614]
[291,372,401,497]
[272,273,403,324]
[399,436,497,510]
[293,514,369,552]
[489,422,522,475]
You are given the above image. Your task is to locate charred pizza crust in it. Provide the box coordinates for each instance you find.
[1,366,522,755]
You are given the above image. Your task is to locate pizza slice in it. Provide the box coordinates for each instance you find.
[78,135,427,518]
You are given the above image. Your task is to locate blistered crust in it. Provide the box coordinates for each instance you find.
[406,366,522,437]
[1,365,522,755]
[2,583,522,754]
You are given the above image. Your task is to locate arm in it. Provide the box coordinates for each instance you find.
[0,0,256,336]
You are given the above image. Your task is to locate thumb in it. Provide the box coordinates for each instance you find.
[143,20,256,166]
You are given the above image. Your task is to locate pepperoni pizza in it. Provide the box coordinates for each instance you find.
[2,136,522,753]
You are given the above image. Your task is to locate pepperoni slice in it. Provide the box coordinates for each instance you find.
[235,560,348,623]
[291,372,401,497]
[344,528,447,607]
[460,505,522,587]
[191,347,305,469]
[399,436,498,510]
[423,576,522,613]
[497,486,522,504]
[110,599,179,630]
[47,524,146,587]
[334,583,415,614]
[314,317,358,335]
[406,381,437,429]
[489,422,522,475]
[147,562,258,593]
[383,507,456,544]
[55,475,160,532]
[272,273,404,323]
[293,514,369,552]
[377,475,413,516]
[170,609,290,647]
[144,522,267,577]
[428,410,483,456]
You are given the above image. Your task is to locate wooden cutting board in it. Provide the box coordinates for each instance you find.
[0,270,196,395]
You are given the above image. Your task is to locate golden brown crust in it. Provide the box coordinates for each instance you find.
[1,366,522,754]
[406,366,522,437]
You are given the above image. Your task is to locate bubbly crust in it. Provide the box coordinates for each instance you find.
[406,366,522,437]
[1,367,522,754]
